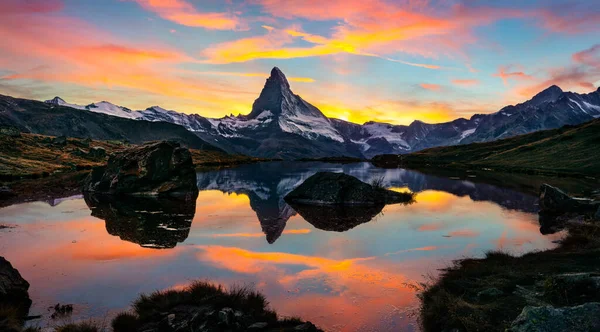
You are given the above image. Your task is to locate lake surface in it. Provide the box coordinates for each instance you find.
[1,162,591,331]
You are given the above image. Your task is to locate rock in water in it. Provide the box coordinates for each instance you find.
[284,172,413,206]
[0,256,32,319]
[539,184,598,215]
[509,303,600,332]
[83,141,198,196]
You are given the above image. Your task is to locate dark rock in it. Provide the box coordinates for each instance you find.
[288,203,384,232]
[83,141,198,196]
[0,257,31,319]
[294,322,318,331]
[71,148,87,157]
[477,287,504,301]
[52,135,67,146]
[595,206,600,221]
[509,303,600,332]
[539,184,598,216]
[543,273,600,305]
[218,308,234,326]
[284,172,413,206]
[83,193,197,249]
[0,186,15,200]
[88,146,106,159]
[248,322,268,330]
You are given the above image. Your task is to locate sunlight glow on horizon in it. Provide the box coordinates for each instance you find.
[0,0,599,125]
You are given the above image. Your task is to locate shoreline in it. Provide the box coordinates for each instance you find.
[419,216,600,332]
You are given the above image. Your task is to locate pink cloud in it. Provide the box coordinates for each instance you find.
[131,0,245,30]
[452,79,480,87]
[420,83,442,91]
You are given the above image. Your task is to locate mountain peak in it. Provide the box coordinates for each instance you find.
[544,85,563,94]
[45,96,66,105]
[529,85,563,107]
[269,67,290,89]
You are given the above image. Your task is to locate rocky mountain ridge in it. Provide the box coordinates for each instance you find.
[34,68,600,159]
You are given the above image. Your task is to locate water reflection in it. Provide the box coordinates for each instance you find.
[196,162,542,243]
[83,193,197,249]
[288,203,386,232]
[2,162,593,331]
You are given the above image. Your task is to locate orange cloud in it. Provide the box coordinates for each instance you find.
[448,229,480,238]
[188,70,315,83]
[131,0,244,30]
[572,44,600,68]
[207,229,311,238]
[509,45,600,98]
[420,83,442,91]
[417,223,444,232]
[452,79,480,86]
[493,66,534,86]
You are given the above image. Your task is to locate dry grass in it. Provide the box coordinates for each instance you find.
[0,133,267,179]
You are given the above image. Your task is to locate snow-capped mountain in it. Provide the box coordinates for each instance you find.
[42,68,600,159]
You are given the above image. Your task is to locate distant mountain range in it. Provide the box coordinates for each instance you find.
[3,67,600,159]
[0,95,222,152]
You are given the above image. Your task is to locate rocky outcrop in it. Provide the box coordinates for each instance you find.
[84,193,197,249]
[134,305,320,332]
[509,303,600,332]
[0,257,31,319]
[539,184,599,215]
[284,172,414,206]
[88,146,106,159]
[83,141,198,196]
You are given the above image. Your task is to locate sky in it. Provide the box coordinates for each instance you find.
[0,0,599,125]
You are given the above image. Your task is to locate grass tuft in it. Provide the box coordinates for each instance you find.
[111,311,140,332]
[55,322,101,332]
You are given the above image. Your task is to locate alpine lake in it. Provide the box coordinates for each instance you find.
[1,161,598,331]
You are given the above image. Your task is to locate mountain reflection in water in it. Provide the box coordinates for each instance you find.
[3,162,594,331]
[83,193,197,249]
[196,162,540,243]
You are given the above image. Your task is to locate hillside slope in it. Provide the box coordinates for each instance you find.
[0,133,265,178]
[0,95,222,152]
[372,119,600,176]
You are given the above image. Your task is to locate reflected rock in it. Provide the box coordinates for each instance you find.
[84,192,197,249]
[289,203,385,232]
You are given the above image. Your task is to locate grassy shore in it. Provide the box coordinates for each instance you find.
[419,221,600,332]
[4,281,319,332]
[372,119,600,177]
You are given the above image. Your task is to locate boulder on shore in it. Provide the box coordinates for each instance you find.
[539,184,598,216]
[284,172,413,206]
[83,141,198,196]
[509,303,600,332]
[0,256,31,319]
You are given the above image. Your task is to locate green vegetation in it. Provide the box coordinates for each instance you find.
[419,222,600,332]
[373,119,600,176]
